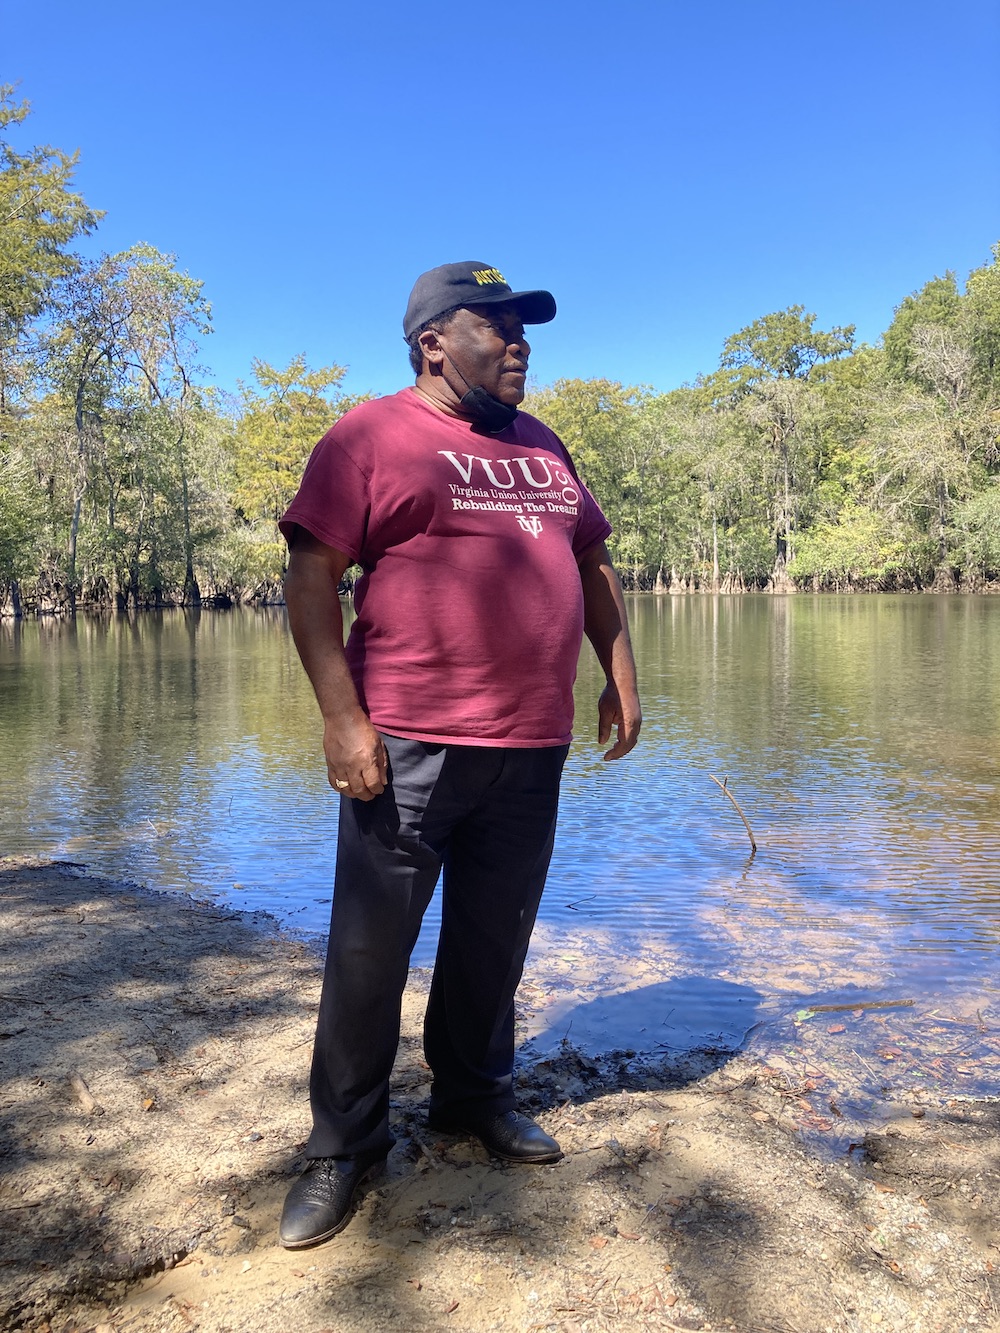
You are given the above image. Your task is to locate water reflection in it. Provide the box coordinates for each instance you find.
[1,597,998,1125]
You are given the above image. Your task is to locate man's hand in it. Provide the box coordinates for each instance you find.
[323,711,388,801]
[597,681,642,761]
[285,527,388,801]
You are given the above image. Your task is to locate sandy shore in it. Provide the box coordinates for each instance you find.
[1,857,997,1333]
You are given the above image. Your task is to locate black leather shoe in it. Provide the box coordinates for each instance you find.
[428,1109,562,1163]
[278,1149,386,1249]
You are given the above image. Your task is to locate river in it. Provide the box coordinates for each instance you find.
[2,596,998,1136]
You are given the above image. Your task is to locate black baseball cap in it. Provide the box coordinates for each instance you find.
[403,261,556,339]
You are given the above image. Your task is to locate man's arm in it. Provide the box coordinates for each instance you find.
[283,527,388,800]
[578,541,642,761]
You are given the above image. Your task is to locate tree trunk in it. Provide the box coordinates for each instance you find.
[177,431,201,606]
[931,481,956,591]
[67,491,83,615]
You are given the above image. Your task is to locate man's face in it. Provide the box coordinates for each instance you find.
[435,303,532,406]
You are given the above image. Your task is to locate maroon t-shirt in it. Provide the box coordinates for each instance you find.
[279,388,612,747]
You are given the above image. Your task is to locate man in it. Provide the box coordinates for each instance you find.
[277,261,641,1249]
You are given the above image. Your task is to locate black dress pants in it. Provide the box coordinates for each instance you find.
[305,734,570,1160]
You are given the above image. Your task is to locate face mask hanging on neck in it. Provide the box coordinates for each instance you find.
[458,385,518,433]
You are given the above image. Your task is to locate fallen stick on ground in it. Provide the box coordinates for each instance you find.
[808,1000,915,1014]
[67,1070,105,1117]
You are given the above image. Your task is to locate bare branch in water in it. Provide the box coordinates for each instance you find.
[709,774,757,854]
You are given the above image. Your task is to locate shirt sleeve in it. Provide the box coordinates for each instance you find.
[571,475,613,558]
[547,435,612,557]
[278,428,371,563]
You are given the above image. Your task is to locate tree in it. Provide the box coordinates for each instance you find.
[0,85,101,410]
[962,242,1000,394]
[862,383,979,588]
[883,274,962,380]
[953,483,1000,582]
[34,246,215,610]
[706,308,855,588]
[115,243,213,603]
[677,397,773,591]
[0,436,44,614]
[792,501,931,590]
[41,254,128,610]
[523,379,658,584]
[230,357,368,589]
[719,305,855,387]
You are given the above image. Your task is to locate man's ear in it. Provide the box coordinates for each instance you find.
[418,327,446,369]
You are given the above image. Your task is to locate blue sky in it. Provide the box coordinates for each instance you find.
[6,0,999,400]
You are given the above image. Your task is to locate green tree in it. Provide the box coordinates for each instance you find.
[859,380,979,588]
[705,308,855,588]
[523,378,659,584]
[719,305,855,387]
[952,483,1000,581]
[230,357,369,586]
[962,242,1000,394]
[41,256,126,610]
[33,247,217,610]
[792,501,932,590]
[675,397,773,591]
[0,85,101,409]
[0,436,44,613]
[883,274,962,381]
[115,243,213,603]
